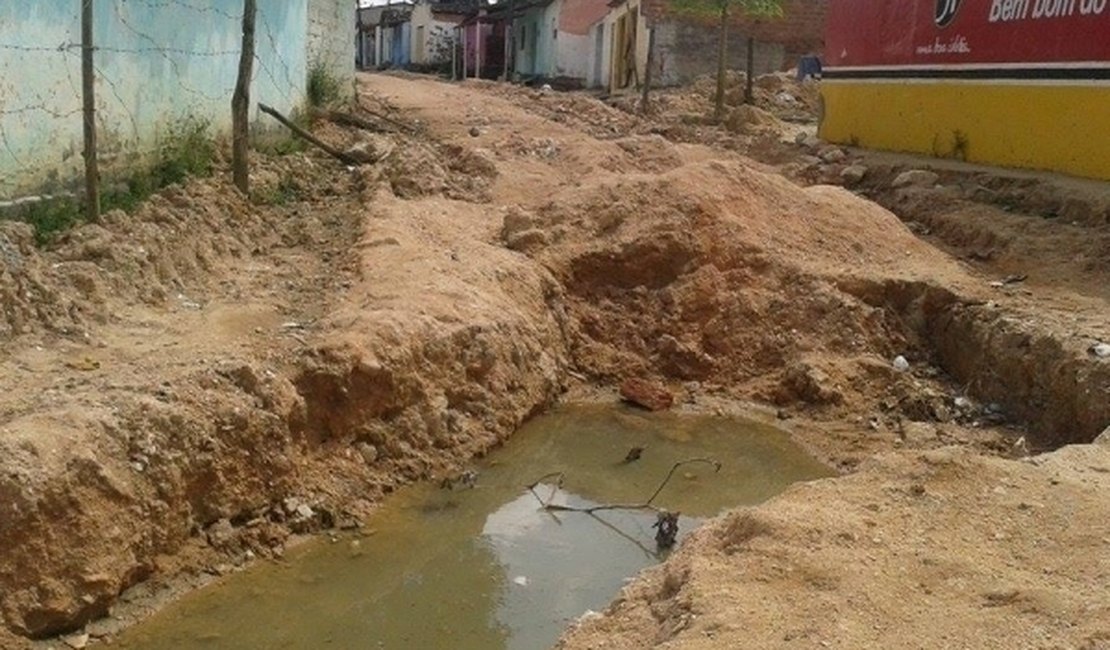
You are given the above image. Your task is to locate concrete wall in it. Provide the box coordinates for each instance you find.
[655,20,786,86]
[308,0,356,97]
[597,0,822,93]
[0,0,353,202]
[514,1,560,77]
[409,4,459,66]
[556,0,610,80]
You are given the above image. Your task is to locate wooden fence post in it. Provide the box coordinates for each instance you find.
[81,0,100,220]
[232,0,257,195]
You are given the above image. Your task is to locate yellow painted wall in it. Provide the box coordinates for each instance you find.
[820,81,1110,181]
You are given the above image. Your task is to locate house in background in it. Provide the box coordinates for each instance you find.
[410,1,471,67]
[591,0,827,92]
[458,0,608,85]
[458,7,507,79]
[359,0,474,71]
[511,0,610,82]
[356,1,414,69]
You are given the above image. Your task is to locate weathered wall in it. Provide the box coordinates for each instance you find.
[0,0,355,202]
[597,0,822,92]
[515,1,561,78]
[307,0,355,95]
[408,4,460,66]
[641,0,828,67]
[654,19,786,86]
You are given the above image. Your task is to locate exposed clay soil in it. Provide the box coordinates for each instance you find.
[1,73,1107,648]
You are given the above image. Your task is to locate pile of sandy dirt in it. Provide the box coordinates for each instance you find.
[465,79,641,140]
[500,157,982,431]
[558,442,1110,649]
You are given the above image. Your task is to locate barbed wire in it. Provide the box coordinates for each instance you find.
[0,0,322,201]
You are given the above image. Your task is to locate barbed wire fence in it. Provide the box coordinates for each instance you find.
[0,0,338,219]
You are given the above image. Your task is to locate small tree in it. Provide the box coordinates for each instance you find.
[668,0,782,122]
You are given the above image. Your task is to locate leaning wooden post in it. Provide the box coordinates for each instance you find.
[452,26,458,80]
[744,35,755,104]
[640,21,656,114]
[462,23,469,78]
[81,0,100,220]
[475,21,482,78]
[232,0,257,195]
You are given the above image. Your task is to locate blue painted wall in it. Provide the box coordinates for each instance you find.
[0,0,311,200]
[514,1,559,78]
[388,23,411,66]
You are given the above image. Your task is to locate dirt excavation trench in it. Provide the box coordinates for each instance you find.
[1,74,1108,648]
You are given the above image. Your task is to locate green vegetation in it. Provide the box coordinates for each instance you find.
[5,116,216,245]
[251,174,302,206]
[307,61,342,108]
[101,116,216,212]
[14,197,85,246]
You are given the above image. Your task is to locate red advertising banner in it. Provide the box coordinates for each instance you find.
[825,0,1110,68]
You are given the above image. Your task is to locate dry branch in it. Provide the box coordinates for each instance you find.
[258,103,360,166]
[355,92,419,133]
[318,109,391,133]
[526,458,722,515]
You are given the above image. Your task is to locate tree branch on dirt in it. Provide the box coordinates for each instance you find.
[355,93,419,134]
[317,109,391,133]
[258,103,360,165]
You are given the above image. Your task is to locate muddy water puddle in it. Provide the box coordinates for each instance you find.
[115,403,830,649]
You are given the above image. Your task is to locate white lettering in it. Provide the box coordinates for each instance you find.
[1080,0,1107,13]
[989,0,1033,20]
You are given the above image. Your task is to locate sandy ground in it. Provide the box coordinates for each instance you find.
[1,73,1107,648]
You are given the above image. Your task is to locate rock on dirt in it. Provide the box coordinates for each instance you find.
[818,146,847,164]
[779,362,842,405]
[840,164,868,185]
[619,378,674,411]
[893,169,940,188]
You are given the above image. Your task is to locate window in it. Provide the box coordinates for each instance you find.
[519,24,526,50]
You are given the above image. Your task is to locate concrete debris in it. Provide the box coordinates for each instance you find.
[819,147,847,163]
[892,170,940,188]
[356,442,379,465]
[892,355,910,372]
[1091,343,1110,358]
[840,164,868,185]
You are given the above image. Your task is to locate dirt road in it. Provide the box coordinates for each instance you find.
[1,73,1107,647]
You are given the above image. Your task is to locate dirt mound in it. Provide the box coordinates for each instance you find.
[521,159,971,384]
[501,157,1106,448]
[558,443,1110,649]
[465,79,640,140]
